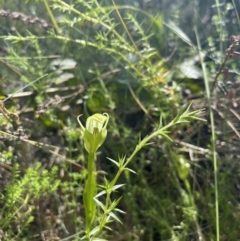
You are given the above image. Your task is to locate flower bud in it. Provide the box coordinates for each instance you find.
[77,113,109,153]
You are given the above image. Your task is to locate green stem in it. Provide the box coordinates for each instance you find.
[194,26,219,241]
[84,152,97,234]
[97,109,203,235]
[110,120,175,187]
[214,0,223,54]
[43,0,60,34]
[184,179,205,240]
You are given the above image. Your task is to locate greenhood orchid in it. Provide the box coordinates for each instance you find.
[77,113,109,153]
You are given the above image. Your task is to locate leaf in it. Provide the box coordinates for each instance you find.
[89,226,101,236]
[94,198,105,210]
[112,184,125,191]
[92,239,108,241]
[158,131,173,142]
[50,58,77,70]
[95,190,107,198]
[114,208,126,214]
[109,212,122,224]
[53,72,74,84]
[165,21,193,47]
[106,157,119,167]
[179,61,202,79]
[124,167,137,174]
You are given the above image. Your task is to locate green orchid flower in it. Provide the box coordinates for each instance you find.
[77,113,109,232]
[77,113,109,153]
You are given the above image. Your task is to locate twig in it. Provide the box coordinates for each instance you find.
[210,35,240,93]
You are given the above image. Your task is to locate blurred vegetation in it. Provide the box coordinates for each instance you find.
[0,0,240,240]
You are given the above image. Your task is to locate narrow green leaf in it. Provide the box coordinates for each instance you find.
[158,131,173,142]
[109,197,122,210]
[94,198,105,210]
[106,157,119,167]
[114,208,126,214]
[95,190,107,198]
[165,21,193,47]
[93,238,108,241]
[112,184,125,191]
[109,212,122,224]
[89,226,101,236]
[124,168,137,174]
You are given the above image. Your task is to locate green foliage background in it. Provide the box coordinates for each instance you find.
[0,0,240,240]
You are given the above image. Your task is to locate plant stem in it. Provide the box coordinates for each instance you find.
[84,152,97,234]
[43,0,60,34]
[214,0,223,54]
[110,114,198,188]
[98,109,204,236]
[195,26,219,241]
